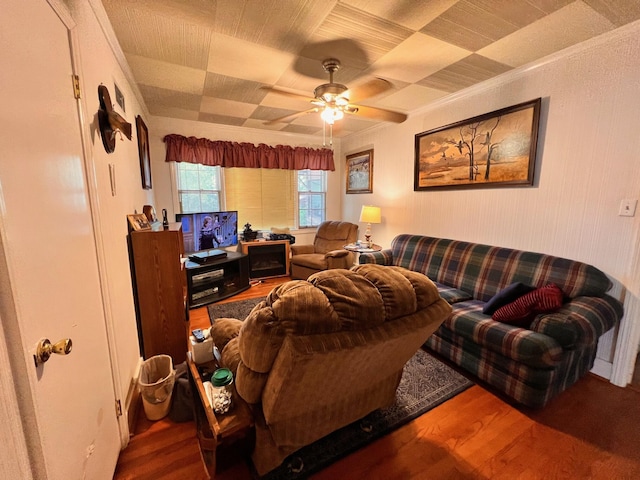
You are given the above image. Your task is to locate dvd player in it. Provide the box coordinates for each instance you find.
[188,249,228,264]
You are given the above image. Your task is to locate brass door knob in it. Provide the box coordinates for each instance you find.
[34,338,72,366]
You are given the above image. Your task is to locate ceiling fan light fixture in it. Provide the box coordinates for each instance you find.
[314,83,348,102]
[321,107,343,124]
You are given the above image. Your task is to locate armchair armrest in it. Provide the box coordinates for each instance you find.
[291,244,315,256]
[325,248,353,269]
[325,249,349,259]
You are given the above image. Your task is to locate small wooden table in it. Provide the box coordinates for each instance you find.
[343,243,382,253]
[187,355,254,478]
[344,243,382,265]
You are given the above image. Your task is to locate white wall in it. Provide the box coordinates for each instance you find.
[341,22,640,382]
[68,0,154,405]
[148,117,344,246]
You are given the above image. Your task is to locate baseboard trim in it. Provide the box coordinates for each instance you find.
[591,358,613,381]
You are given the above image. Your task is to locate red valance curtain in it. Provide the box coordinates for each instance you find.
[163,134,335,171]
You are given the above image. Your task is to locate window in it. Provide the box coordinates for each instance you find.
[176,163,221,213]
[225,168,295,230]
[298,170,326,228]
[174,163,326,230]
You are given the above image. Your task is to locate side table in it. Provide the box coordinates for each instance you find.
[187,355,254,478]
[343,243,382,253]
[343,243,382,265]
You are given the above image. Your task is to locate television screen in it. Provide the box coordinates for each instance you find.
[176,211,238,254]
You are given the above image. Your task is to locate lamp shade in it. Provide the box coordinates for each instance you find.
[359,205,381,224]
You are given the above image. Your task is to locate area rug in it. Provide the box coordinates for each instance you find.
[207,297,263,322]
[208,298,473,480]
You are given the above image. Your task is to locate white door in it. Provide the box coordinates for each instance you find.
[0,0,121,478]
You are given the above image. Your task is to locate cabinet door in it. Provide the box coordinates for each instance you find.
[131,227,187,362]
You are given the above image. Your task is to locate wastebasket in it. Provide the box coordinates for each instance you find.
[138,354,176,421]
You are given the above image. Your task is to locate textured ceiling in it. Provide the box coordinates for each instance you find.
[101,0,640,138]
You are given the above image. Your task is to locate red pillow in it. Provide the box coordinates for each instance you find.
[492,284,564,327]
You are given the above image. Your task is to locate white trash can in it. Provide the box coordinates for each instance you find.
[138,354,176,421]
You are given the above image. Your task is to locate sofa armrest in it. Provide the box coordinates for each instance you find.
[530,294,622,348]
[358,249,393,265]
[290,244,314,256]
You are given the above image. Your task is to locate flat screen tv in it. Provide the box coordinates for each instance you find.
[176,211,238,254]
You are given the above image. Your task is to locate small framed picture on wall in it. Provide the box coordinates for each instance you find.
[346,149,373,194]
[136,115,152,190]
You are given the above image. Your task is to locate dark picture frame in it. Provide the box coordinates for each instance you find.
[136,115,152,190]
[414,98,541,191]
[346,149,373,194]
[114,82,125,112]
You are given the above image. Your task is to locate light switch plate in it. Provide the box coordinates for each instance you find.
[619,199,637,217]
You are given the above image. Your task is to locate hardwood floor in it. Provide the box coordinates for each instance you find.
[114,277,640,479]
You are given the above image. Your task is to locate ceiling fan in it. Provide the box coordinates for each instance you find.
[263,58,407,126]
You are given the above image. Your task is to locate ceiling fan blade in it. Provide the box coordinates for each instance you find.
[344,78,392,103]
[264,108,319,125]
[260,86,315,103]
[347,104,407,123]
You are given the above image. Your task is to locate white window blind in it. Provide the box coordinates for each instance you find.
[224,168,295,230]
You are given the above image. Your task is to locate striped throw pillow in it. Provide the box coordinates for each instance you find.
[492,283,564,327]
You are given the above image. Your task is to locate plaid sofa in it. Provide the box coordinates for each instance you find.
[358,234,623,408]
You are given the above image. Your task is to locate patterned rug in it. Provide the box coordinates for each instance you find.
[208,298,473,480]
[207,297,263,323]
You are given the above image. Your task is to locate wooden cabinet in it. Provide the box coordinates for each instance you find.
[129,223,188,363]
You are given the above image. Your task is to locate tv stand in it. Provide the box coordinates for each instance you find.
[185,251,249,308]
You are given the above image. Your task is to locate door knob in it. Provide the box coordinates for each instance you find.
[34,338,72,366]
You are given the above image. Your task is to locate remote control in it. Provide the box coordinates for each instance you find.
[192,329,205,343]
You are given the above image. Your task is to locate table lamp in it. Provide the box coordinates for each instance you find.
[359,205,381,247]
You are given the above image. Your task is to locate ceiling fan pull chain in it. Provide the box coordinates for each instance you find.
[323,120,326,146]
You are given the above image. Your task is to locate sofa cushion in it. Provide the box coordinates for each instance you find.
[435,282,473,304]
[443,300,563,368]
[289,253,328,270]
[492,284,564,326]
[482,282,536,315]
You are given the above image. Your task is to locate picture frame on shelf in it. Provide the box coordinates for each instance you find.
[136,115,152,190]
[127,213,151,231]
[414,98,541,191]
[346,149,373,194]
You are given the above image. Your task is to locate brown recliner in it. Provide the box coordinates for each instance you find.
[210,264,452,476]
[289,220,358,279]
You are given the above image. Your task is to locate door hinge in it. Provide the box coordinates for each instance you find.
[72,75,81,99]
[115,399,123,417]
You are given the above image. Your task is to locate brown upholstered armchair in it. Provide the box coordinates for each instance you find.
[210,264,452,476]
[289,220,358,279]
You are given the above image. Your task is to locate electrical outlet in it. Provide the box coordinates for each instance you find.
[618,199,637,217]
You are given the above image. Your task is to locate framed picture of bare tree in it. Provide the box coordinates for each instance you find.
[414,98,541,191]
[346,149,373,194]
